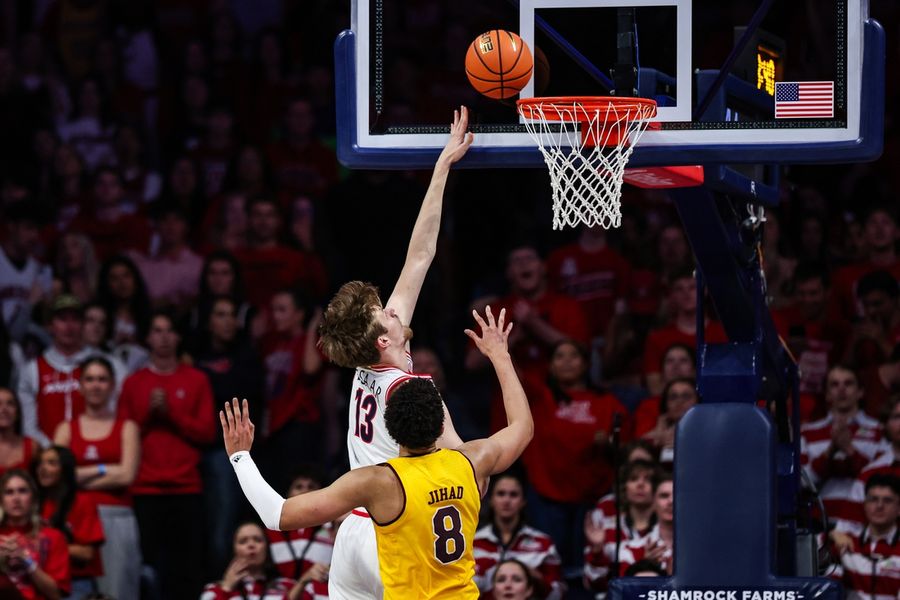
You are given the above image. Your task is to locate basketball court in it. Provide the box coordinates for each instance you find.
[334,0,885,595]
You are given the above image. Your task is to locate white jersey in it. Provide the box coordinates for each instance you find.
[346,355,431,470]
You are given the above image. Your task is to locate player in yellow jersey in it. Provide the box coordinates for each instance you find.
[222,306,533,599]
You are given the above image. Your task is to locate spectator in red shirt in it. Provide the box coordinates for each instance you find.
[467,244,589,431]
[522,340,630,575]
[235,196,328,310]
[844,270,900,369]
[545,225,632,342]
[831,206,900,322]
[32,445,104,597]
[118,310,216,600]
[67,168,152,262]
[55,356,141,600]
[265,98,338,198]
[0,470,70,599]
[642,267,724,395]
[0,387,38,477]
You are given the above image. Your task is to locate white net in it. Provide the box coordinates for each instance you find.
[518,98,656,230]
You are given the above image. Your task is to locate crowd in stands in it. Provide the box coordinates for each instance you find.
[0,1,898,599]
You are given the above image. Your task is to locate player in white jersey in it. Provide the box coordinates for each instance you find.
[318,106,473,599]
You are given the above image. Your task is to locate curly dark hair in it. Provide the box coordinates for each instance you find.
[384,378,444,450]
[318,281,386,368]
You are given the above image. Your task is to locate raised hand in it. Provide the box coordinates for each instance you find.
[221,556,250,591]
[464,306,513,362]
[438,106,475,165]
[220,398,255,457]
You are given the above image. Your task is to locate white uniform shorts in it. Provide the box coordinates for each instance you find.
[329,509,383,599]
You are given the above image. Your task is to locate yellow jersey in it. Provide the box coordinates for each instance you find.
[375,449,481,599]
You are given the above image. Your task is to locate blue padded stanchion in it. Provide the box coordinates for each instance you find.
[610,403,840,598]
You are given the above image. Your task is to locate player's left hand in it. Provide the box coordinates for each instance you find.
[221,398,255,456]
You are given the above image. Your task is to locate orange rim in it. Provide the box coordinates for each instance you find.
[517,96,657,122]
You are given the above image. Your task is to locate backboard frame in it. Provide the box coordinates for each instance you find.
[335,0,884,169]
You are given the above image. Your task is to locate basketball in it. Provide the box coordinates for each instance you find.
[465,30,533,100]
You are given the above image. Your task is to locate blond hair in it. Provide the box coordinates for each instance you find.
[318,281,386,368]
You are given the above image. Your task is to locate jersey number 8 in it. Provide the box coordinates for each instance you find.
[432,506,465,564]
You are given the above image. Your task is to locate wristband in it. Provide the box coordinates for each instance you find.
[229,451,286,530]
[97,464,107,476]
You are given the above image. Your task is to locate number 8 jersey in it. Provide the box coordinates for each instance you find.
[375,449,481,599]
[347,358,431,470]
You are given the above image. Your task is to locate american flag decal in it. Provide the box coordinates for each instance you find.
[774,81,834,118]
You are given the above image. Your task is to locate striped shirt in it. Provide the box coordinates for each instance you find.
[583,494,655,589]
[473,523,564,599]
[266,524,334,580]
[801,412,890,534]
[831,527,900,600]
[200,577,296,599]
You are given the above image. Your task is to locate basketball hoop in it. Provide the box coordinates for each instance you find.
[517,96,657,230]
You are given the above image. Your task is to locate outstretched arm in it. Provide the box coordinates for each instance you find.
[386,106,474,326]
[458,307,534,489]
[221,398,400,530]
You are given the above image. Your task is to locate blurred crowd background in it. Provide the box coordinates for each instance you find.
[0,1,898,599]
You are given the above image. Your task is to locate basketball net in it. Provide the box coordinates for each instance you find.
[517,97,657,230]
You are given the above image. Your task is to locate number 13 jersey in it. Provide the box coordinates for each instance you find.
[347,358,431,470]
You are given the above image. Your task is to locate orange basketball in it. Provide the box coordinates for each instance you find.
[465,30,534,100]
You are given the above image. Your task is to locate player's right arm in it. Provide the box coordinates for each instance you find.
[385,106,473,326]
[458,307,534,490]
[222,398,402,531]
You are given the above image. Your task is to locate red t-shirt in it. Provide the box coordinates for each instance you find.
[69,417,131,507]
[235,245,328,309]
[546,243,632,338]
[487,291,589,432]
[117,366,216,495]
[0,523,70,599]
[41,493,104,578]
[260,332,321,434]
[522,377,630,503]
[35,356,84,443]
